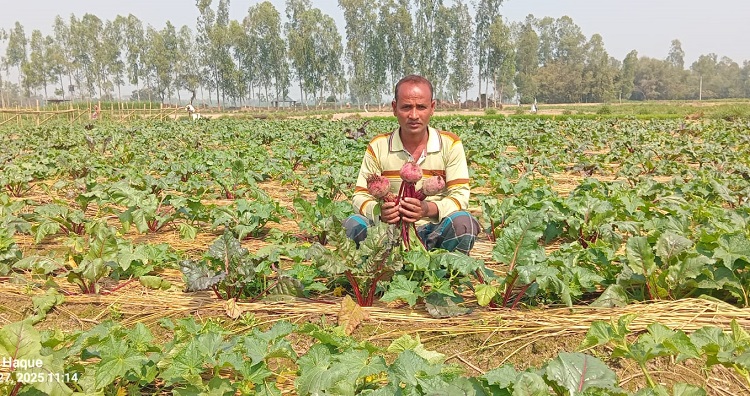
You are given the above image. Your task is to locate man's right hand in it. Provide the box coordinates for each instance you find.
[379,201,401,224]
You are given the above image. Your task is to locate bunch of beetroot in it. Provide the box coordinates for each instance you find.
[366,160,445,249]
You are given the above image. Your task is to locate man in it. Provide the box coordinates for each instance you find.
[344,75,479,254]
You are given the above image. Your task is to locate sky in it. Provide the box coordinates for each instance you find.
[0,0,748,97]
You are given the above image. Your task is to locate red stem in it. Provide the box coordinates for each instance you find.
[100,277,136,295]
[502,273,518,307]
[344,270,365,306]
[510,281,534,309]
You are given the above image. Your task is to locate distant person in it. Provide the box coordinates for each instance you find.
[91,105,100,120]
[531,100,538,114]
[186,103,201,120]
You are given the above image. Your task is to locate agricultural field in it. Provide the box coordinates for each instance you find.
[1,113,749,395]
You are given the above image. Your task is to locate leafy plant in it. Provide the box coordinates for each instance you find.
[293,194,352,244]
[211,194,288,240]
[180,230,302,301]
[308,220,401,307]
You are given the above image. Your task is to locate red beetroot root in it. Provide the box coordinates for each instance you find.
[399,161,423,183]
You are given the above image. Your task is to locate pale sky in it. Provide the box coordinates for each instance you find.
[1,0,748,99]
[1,0,748,64]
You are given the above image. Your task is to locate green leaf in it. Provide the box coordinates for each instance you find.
[94,336,148,389]
[180,259,226,292]
[475,283,501,307]
[626,236,656,276]
[492,211,546,270]
[387,334,445,365]
[590,284,629,308]
[655,232,693,262]
[671,383,707,396]
[424,294,472,318]
[512,371,549,396]
[714,233,750,270]
[545,352,620,394]
[380,274,423,307]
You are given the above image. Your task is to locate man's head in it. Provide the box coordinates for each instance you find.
[392,75,435,138]
[394,75,434,101]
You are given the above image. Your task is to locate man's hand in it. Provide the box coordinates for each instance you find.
[399,197,427,223]
[380,201,401,224]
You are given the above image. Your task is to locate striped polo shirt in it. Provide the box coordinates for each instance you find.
[352,126,471,224]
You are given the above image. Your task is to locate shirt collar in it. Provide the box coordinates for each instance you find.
[388,127,442,158]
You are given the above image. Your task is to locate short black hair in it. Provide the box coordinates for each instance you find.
[394,75,434,101]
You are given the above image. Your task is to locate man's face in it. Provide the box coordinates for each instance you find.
[391,81,435,137]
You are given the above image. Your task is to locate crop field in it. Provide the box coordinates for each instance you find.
[1,114,750,395]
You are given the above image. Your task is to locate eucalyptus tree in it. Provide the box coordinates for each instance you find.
[413,0,451,91]
[473,0,504,106]
[5,22,28,89]
[536,16,586,103]
[175,25,202,104]
[582,33,615,102]
[67,14,104,98]
[667,39,685,70]
[45,32,67,98]
[23,30,51,98]
[514,16,539,103]
[691,53,719,99]
[196,0,233,106]
[286,0,345,104]
[144,22,179,103]
[96,20,125,99]
[339,0,387,104]
[618,50,637,101]
[117,15,145,100]
[446,0,473,103]
[245,1,289,105]
[377,0,413,88]
[0,28,6,105]
[51,16,76,99]
[486,16,515,104]
[534,16,554,66]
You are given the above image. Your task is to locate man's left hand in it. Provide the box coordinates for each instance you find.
[399,197,427,223]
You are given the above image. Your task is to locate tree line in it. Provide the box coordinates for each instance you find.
[1,0,748,107]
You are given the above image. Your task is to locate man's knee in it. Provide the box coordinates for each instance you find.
[447,211,480,238]
[343,214,370,244]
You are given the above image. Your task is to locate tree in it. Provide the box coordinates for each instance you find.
[582,33,615,102]
[446,0,473,103]
[618,50,638,100]
[117,15,145,100]
[486,16,515,104]
[5,22,28,89]
[377,0,413,90]
[244,1,289,105]
[175,25,202,104]
[474,0,504,106]
[339,0,386,104]
[514,16,539,104]
[196,0,233,107]
[144,22,179,103]
[23,30,51,98]
[667,39,685,70]
[286,0,345,104]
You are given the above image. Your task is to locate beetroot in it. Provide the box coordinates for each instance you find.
[421,175,445,196]
[399,161,423,183]
[366,174,391,199]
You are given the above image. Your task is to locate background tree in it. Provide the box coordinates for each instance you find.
[339,0,386,105]
[196,0,233,106]
[474,0,504,106]
[175,25,202,104]
[5,22,28,90]
[286,1,344,104]
[245,1,288,105]
[486,16,515,104]
[377,0,413,90]
[667,39,685,70]
[582,33,615,102]
[617,50,638,100]
[446,0,473,103]
[23,30,50,98]
[514,16,539,104]
[118,14,145,100]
